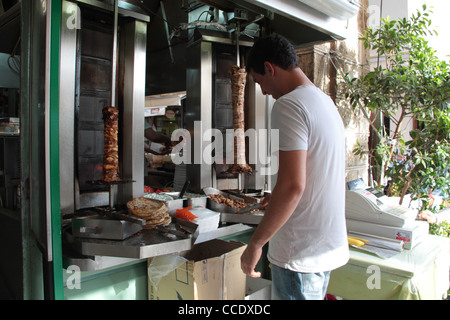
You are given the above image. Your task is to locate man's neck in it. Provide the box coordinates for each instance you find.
[277,67,314,97]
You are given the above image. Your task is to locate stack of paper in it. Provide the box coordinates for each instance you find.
[348,232,404,259]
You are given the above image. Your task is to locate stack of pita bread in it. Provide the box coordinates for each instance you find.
[126,197,171,229]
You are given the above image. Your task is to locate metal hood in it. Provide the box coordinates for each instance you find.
[298,0,360,20]
[195,0,360,43]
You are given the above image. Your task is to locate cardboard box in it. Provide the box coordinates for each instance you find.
[148,239,247,300]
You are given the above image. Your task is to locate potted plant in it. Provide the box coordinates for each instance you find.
[343,5,449,213]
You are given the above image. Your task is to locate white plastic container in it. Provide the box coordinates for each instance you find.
[187,206,220,233]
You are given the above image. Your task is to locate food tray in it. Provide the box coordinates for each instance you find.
[143,192,185,215]
[72,215,143,240]
[203,187,261,214]
[203,187,242,213]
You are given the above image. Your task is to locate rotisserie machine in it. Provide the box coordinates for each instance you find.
[59,1,261,267]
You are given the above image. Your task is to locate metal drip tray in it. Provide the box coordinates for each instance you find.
[72,215,144,240]
[221,212,264,225]
[64,217,198,259]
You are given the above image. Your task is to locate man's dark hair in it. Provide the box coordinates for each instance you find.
[246,34,299,75]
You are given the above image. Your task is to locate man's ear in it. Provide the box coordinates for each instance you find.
[264,61,275,76]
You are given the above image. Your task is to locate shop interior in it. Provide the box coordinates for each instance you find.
[0,0,448,300]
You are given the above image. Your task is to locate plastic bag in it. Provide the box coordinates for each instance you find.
[148,254,188,290]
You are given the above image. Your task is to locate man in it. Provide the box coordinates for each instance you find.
[144,117,172,155]
[240,34,349,300]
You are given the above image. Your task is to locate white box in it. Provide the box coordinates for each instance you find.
[183,206,220,233]
[346,219,429,249]
[245,276,272,300]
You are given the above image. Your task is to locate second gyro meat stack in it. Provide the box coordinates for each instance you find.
[102,106,120,182]
[227,65,252,174]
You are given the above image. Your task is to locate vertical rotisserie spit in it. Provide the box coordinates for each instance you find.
[227,65,252,173]
[102,106,120,182]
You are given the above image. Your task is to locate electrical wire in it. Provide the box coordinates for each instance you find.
[7,35,20,75]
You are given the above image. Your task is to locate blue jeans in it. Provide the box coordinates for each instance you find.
[271,264,330,300]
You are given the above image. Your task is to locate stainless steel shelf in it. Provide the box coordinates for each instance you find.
[63,218,254,271]
[69,228,194,259]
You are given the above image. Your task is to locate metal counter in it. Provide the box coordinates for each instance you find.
[63,218,253,271]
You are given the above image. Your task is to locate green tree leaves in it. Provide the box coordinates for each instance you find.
[344,5,450,207]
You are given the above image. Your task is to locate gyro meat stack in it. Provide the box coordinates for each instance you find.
[126,197,171,229]
[102,106,120,182]
[227,65,252,174]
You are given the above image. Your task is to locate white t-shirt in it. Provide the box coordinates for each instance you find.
[268,85,349,273]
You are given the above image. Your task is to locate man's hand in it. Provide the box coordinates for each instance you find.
[260,193,271,209]
[240,243,262,278]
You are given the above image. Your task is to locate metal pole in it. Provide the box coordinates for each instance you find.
[111,0,119,107]
[236,20,240,67]
[160,1,175,64]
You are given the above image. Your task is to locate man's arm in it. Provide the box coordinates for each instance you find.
[145,128,172,146]
[241,149,307,277]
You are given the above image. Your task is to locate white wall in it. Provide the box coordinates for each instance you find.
[366,0,449,140]
[408,0,450,61]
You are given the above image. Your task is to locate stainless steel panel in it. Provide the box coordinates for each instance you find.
[71,230,193,259]
[72,217,143,240]
[246,74,268,190]
[59,8,77,214]
[221,212,263,225]
[65,218,198,259]
[75,6,114,205]
[186,40,213,193]
[65,221,252,260]
[194,224,254,243]
[120,20,147,200]
[77,191,109,209]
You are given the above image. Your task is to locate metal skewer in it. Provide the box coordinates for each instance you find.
[236,20,240,67]
[111,0,119,107]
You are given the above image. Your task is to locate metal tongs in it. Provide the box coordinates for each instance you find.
[155,225,190,239]
[155,217,198,240]
[107,211,146,226]
[237,203,262,214]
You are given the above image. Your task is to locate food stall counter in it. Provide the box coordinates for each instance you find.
[327,235,449,300]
